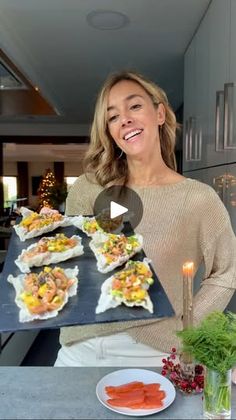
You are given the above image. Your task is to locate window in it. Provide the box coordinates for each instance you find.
[3,177,17,208]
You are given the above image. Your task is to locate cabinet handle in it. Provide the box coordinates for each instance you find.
[185,116,202,162]
[185,119,190,161]
[185,120,189,162]
[215,90,224,151]
[223,82,236,149]
[190,116,202,161]
[189,117,194,160]
[196,126,202,161]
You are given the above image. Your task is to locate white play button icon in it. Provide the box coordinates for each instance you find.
[110,201,128,219]
[94,185,143,233]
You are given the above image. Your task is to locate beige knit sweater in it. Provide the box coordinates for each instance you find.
[60,174,236,353]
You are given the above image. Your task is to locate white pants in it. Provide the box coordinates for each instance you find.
[54,332,169,367]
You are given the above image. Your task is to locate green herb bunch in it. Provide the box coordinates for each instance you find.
[177,311,236,374]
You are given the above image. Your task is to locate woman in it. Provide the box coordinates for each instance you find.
[55,71,236,367]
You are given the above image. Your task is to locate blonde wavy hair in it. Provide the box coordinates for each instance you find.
[84,70,178,187]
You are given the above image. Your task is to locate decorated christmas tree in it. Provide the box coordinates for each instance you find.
[37,168,56,209]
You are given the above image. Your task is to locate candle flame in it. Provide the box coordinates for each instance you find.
[182,261,194,276]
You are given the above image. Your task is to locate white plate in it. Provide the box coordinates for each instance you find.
[96,368,176,417]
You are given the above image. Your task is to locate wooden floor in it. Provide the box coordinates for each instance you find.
[21,329,60,366]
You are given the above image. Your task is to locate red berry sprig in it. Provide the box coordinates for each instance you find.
[161,348,204,394]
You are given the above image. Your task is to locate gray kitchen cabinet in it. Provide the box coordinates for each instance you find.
[183,14,210,172]
[208,0,236,165]
[220,163,236,312]
[184,40,196,123]
[185,170,204,183]
[225,0,236,161]
[183,39,196,172]
[207,0,230,167]
[183,0,236,316]
[186,166,234,225]
[194,15,209,169]
[185,166,236,313]
[183,0,236,170]
[225,163,236,234]
[186,166,230,203]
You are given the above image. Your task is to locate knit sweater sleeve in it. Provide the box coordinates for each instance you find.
[65,174,95,216]
[193,187,236,325]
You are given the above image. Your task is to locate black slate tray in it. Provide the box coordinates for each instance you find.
[0,223,175,332]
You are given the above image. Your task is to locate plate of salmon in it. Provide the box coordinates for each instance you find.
[96,368,176,416]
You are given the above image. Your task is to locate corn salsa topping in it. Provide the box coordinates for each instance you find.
[111,260,154,302]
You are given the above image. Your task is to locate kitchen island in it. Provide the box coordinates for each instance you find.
[0,367,235,419]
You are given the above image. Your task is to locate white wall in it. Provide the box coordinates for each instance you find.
[64,162,84,177]
[3,162,17,176]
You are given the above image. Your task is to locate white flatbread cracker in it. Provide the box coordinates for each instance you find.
[7,266,79,322]
[72,214,124,236]
[14,207,82,242]
[15,235,84,273]
[96,258,153,314]
[72,215,102,237]
[89,231,143,273]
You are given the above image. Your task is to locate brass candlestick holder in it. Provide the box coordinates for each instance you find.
[181,261,195,379]
[162,261,204,394]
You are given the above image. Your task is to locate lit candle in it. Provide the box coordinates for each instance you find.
[181,262,194,366]
[182,261,194,330]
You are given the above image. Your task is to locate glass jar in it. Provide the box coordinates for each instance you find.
[203,368,231,419]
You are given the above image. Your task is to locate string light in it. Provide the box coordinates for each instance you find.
[37,168,56,209]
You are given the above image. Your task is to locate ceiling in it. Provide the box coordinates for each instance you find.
[0,0,211,136]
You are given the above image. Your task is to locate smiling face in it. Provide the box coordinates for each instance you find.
[106,79,165,158]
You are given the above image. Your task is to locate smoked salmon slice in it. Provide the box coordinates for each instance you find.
[107,389,144,399]
[105,381,144,395]
[128,395,165,409]
[107,390,145,407]
[105,381,166,410]
[143,383,161,394]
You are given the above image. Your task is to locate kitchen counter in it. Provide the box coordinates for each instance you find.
[0,367,235,419]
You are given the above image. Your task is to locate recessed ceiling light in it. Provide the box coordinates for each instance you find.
[86,10,129,30]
